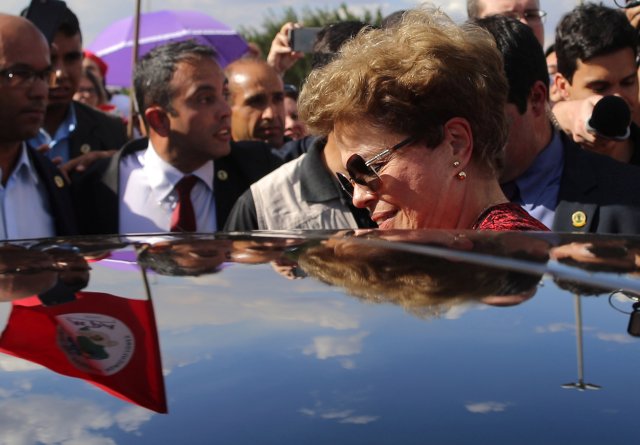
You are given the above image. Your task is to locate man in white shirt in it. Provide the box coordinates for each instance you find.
[0,14,77,240]
[72,41,281,234]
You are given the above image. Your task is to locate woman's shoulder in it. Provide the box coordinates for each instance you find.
[474,203,550,232]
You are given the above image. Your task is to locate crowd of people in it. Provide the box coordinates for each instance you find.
[2,0,640,241]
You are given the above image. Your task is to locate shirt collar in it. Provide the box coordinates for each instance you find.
[514,130,564,204]
[299,137,343,203]
[140,141,214,202]
[31,103,77,147]
[10,143,41,185]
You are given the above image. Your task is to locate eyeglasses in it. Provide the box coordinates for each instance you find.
[614,0,640,9]
[502,9,547,23]
[0,66,55,88]
[336,136,415,198]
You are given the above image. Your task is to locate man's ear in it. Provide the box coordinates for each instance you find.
[529,80,548,117]
[144,106,170,137]
[555,73,573,101]
[444,117,473,165]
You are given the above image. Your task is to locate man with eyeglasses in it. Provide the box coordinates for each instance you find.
[0,14,77,239]
[22,0,126,173]
[467,0,546,46]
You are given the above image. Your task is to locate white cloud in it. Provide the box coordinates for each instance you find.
[303,331,369,360]
[596,332,637,344]
[0,394,154,444]
[339,358,356,370]
[299,406,379,425]
[443,303,474,320]
[114,406,154,433]
[465,401,511,414]
[535,323,574,333]
[339,415,379,424]
[0,355,44,372]
[320,410,353,419]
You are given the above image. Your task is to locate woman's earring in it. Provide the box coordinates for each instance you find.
[453,161,460,167]
[457,171,467,180]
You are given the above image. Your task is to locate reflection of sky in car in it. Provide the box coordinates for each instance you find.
[1,256,640,443]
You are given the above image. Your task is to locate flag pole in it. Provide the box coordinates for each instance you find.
[127,0,142,140]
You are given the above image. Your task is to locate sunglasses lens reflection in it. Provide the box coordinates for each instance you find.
[336,172,354,197]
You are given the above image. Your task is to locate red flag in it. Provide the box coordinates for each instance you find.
[0,292,167,413]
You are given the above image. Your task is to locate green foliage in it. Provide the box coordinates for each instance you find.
[239,3,383,88]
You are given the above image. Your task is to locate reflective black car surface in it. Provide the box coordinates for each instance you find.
[1,230,639,444]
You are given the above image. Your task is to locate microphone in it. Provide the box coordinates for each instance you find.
[586,95,631,140]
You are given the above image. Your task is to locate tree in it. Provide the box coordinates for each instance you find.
[239,3,383,88]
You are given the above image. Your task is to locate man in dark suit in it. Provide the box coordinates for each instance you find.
[72,41,280,235]
[474,15,640,234]
[22,0,127,167]
[0,14,76,239]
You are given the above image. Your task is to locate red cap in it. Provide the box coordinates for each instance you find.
[83,49,108,78]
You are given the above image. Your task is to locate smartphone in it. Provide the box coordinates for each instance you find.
[288,27,322,53]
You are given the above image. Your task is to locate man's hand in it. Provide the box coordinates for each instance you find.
[625,4,640,29]
[35,143,63,166]
[59,150,116,182]
[552,96,633,161]
[267,22,305,77]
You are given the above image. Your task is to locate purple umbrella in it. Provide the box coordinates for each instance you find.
[88,10,249,88]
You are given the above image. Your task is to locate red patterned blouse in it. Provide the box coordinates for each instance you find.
[472,203,550,231]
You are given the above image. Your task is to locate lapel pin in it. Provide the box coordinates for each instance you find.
[80,144,91,154]
[217,170,229,181]
[54,175,65,188]
[571,211,587,228]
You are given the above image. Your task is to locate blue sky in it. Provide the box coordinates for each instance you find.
[1,1,625,49]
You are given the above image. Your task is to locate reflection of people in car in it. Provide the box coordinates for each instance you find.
[550,239,640,295]
[0,245,91,303]
[136,239,232,276]
[297,232,545,319]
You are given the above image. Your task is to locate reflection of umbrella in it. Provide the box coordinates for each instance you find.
[88,10,249,88]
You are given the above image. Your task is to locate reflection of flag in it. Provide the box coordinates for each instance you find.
[0,292,167,413]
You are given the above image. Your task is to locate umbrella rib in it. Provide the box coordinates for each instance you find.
[96,29,239,56]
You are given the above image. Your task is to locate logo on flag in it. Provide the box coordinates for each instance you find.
[56,313,135,376]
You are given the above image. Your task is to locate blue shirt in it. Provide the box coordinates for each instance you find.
[512,131,564,229]
[28,103,77,164]
[0,144,55,240]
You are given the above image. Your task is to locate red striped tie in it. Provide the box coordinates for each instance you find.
[170,175,198,232]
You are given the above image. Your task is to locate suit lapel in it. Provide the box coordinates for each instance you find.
[27,148,78,236]
[68,102,98,159]
[98,138,148,234]
[553,137,599,232]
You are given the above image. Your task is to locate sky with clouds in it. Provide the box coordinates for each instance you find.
[0,0,626,49]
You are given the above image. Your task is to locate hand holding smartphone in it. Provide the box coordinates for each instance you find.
[288,27,322,53]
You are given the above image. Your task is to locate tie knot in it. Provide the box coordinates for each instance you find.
[175,175,198,198]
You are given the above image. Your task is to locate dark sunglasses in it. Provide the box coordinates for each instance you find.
[336,135,416,198]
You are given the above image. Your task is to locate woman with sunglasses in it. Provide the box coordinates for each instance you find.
[299,7,548,231]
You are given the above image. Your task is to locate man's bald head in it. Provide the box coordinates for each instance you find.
[0,14,49,55]
[225,59,286,148]
[0,14,50,145]
[467,0,544,46]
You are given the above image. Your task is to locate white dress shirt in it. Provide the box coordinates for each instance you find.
[0,144,55,240]
[118,142,217,234]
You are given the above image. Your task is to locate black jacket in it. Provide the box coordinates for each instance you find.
[27,147,78,236]
[553,134,640,234]
[71,138,282,235]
